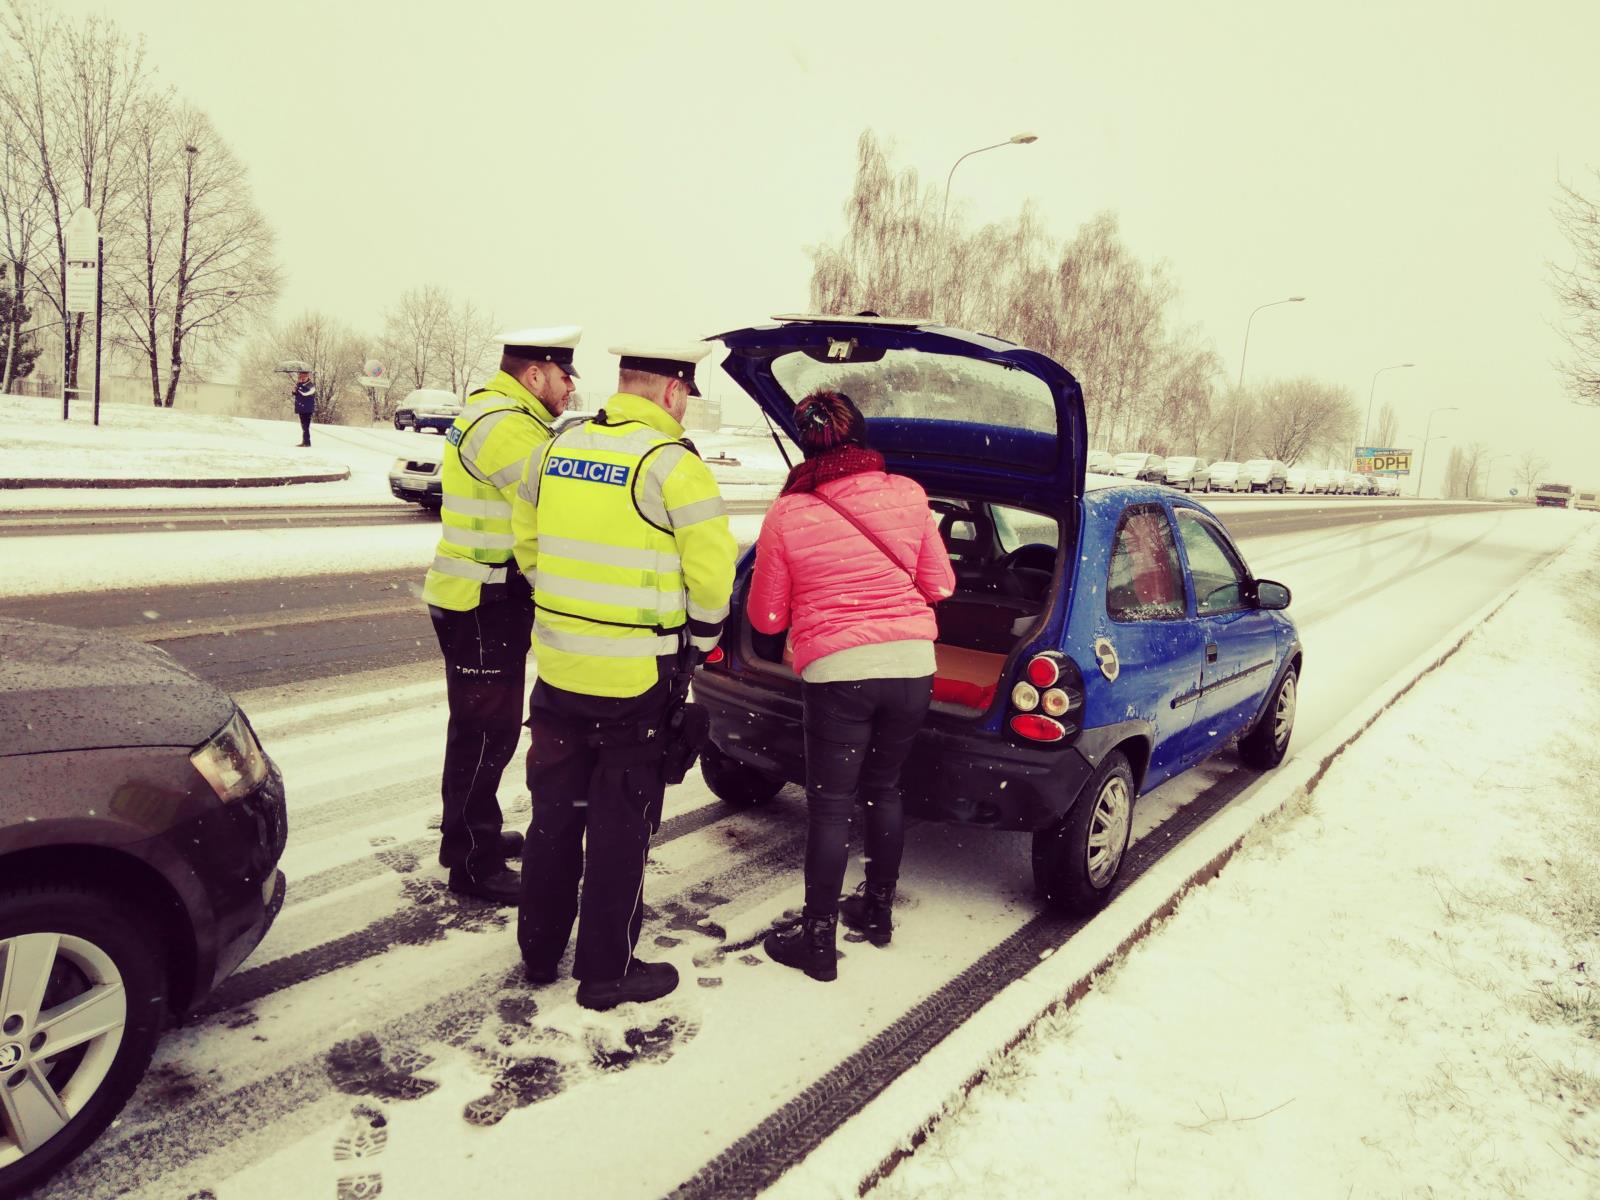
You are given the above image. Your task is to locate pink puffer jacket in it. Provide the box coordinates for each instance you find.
[747,471,956,676]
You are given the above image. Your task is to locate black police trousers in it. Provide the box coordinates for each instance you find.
[800,674,933,917]
[428,577,533,879]
[519,678,670,982]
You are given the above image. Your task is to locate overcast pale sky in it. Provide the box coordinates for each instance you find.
[59,0,1600,487]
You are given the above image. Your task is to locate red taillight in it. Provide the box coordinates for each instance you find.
[705,646,725,665]
[1026,655,1060,687]
[1009,713,1066,742]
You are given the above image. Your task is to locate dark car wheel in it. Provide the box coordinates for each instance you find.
[393,417,407,430]
[1239,668,1297,769]
[1033,750,1135,916]
[700,744,784,807]
[0,886,167,1196]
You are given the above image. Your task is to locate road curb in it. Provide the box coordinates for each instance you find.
[766,536,1576,1200]
[0,468,352,489]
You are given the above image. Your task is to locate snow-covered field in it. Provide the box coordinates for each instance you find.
[25,507,1591,1199]
[866,527,1600,1200]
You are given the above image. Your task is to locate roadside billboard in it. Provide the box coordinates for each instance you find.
[1353,446,1412,475]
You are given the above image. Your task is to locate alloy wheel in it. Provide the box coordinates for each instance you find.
[1085,775,1132,887]
[0,934,128,1169]
[1274,674,1297,751]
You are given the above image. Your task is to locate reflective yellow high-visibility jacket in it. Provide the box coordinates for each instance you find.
[422,372,556,611]
[511,392,736,698]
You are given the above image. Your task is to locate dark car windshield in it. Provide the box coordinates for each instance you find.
[993,504,1059,553]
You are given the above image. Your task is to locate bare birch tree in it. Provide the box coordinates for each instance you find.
[1252,378,1357,465]
[380,284,451,394]
[1370,401,1400,447]
[0,96,47,389]
[112,99,279,406]
[0,1,150,392]
[1551,171,1600,407]
[1513,449,1550,497]
[437,295,498,398]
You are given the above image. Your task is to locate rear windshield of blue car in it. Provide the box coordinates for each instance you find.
[770,348,1058,473]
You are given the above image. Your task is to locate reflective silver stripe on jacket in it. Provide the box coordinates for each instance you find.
[687,597,731,623]
[535,574,686,614]
[635,444,689,529]
[537,534,681,574]
[441,526,516,550]
[487,460,526,489]
[666,495,726,529]
[443,495,512,519]
[534,621,680,658]
[429,555,509,583]
[460,408,516,467]
[690,633,721,652]
[553,426,670,457]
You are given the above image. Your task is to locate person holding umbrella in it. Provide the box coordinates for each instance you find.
[292,369,317,446]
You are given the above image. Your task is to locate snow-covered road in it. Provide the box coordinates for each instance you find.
[32,506,1582,1200]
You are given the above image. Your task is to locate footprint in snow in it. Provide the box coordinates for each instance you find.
[332,1101,388,1200]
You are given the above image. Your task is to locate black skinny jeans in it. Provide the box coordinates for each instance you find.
[800,674,933,917]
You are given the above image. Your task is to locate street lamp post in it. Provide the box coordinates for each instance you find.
[1414,406,1458,497]
[1362,362,1414,447]
[1228,296,1306,460]
[934,133,1043,316]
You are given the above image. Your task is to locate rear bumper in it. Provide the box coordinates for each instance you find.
[388,474,442,503]
[694,669,1094,832]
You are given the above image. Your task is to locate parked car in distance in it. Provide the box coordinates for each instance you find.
[1164,455,1210,492]
[1373,476,1402,497]
[392,388,464,433]
[1205,461,1249,492]
[388,411,594,510]
[1575,489,1598,512]
[1307,469,1333,494]
[1285,467,1312,494]
[0,619,288,1194]
[1087,449,1115,475]
[1240,458,1289,492]
[696,316,1302,920]
[1110,451,1168,483]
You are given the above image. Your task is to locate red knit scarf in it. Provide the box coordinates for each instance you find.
[780,446,885,496]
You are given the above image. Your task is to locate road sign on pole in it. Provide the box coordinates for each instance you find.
[62,209,102,421]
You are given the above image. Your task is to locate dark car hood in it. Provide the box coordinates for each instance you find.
[713,317,1087,507]
[0,618,234,755]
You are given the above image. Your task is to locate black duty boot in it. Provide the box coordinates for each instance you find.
[839,880,895,947]
[576,959,679,1011]
[447,866,520,905]
[499,829,524,859]
[763,913,838,982]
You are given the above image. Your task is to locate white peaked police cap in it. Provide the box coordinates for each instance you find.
[496,325,582,377]
[608,341,713,397]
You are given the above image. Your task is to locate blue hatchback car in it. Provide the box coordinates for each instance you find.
[694,316,1301,915]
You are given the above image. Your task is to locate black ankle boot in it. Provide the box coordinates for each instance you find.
[839,881,895,946]
[763,913,838,981]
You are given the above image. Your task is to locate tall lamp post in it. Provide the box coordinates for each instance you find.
[934,132,1036,320]
[1228,296,1306,460]
[1415,406,1458,497]
[1362,362,1414,447]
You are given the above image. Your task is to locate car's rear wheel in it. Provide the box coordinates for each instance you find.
[700,744,784,807]
[1240,668,1297,769]
[0,887,167,1196]
[1033,750,1135,916]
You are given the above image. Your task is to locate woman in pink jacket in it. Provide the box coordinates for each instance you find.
[752,390,956,981]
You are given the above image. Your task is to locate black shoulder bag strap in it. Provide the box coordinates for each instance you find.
[809,491,938,605]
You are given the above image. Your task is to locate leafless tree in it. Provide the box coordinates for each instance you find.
[1148,326,1223,456]
[1251,378,1358,465]
[112,98,280,407]
[240,311,367,424]
[0,97,47,390]
[1513,449,1551,497]
[379,284,451,407]
[1370,401,1400,447]
[436,295,498,399]
[0,1,150,392]
[1551,171,1600,407]
[1443,440,1491,498]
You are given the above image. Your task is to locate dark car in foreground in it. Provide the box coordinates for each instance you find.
[0,619,287,1194]
[694,316,1301,916]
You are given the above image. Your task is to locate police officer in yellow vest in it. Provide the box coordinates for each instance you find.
[512,342,735,1010]
[423,325,581,904]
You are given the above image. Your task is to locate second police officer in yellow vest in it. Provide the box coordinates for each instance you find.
[422,326,580,904]
[512,342,736,1010]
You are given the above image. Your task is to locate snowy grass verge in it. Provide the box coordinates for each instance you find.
[769,527,1596,1200]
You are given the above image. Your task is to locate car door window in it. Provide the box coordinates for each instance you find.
[1175,509,1249,614]
[1106,506,1185,621]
